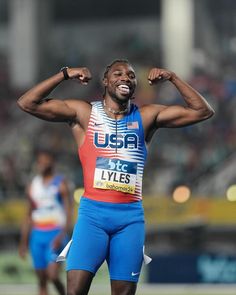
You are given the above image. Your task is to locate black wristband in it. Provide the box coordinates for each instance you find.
[60,67,69,80]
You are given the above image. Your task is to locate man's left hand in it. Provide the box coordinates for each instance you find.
[148,68,175,85]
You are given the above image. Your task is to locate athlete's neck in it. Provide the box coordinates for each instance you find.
[41,171,54,183]
[103,99,130,117]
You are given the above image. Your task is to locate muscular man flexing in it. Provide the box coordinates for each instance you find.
[18,60,214,295]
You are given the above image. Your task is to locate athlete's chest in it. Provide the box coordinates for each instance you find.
[31,180,59,208]
[93,124,139,150]
[88,111,141,151]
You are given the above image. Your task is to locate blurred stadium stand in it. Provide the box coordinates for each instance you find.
[0,0,236,284]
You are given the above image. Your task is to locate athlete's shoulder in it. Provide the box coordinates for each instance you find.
[30,175,42,197]
[31,175,42,185]
[64,99,92,111]
[90,100,104,110]
[138,104,168,131]
[64,100,94,128]
[128,103,139,115]
[91,100,102,105]
[139,104,167,116]
[64,99,104,114]
[52,174,65,184]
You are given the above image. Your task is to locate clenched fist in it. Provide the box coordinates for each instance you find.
[148,68,176,85]
[67,67,92,85]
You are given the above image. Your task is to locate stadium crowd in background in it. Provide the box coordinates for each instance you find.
[0,49,236,199]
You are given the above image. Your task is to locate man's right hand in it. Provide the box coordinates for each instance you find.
[17,66,92,123]
[67,67,92,85]
[19,242,28,259]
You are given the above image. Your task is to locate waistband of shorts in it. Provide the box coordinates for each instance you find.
[80,196,143,209]
[31,227,62,233]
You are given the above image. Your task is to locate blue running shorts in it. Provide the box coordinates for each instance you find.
[29,228,69,269]
[66,197,145,282]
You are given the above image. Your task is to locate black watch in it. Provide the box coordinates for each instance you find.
[60,66,69,80]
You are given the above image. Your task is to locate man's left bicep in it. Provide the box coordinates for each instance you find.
[156,105,201,128]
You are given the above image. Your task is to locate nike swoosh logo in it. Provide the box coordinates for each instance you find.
[131,272,140,276]
[94,123,104,126]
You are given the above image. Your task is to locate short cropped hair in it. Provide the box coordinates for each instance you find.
[103,59,130,79]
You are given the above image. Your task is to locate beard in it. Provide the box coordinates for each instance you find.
[106,87,134,104]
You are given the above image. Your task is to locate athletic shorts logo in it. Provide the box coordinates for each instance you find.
[94,122,104,126]
[131,272,140,276]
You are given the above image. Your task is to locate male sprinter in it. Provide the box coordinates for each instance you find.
[18,60,214,295]
[19,150,72,295]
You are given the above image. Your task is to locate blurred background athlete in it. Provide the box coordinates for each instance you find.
[19,150,72,295]
[18,60,214,295]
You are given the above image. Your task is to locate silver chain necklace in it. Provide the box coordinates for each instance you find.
[103,100,129,115]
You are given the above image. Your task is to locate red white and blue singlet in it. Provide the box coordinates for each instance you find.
[30,175,66,230]
[29,175,68,269]
[66,101,149,282]
[79,101,147,203]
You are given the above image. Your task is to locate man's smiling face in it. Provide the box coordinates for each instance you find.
[103,62,137,103]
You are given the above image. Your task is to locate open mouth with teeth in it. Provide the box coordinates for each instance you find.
[117,84,130,95]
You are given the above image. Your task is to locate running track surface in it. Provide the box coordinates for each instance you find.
[1,284,236,295]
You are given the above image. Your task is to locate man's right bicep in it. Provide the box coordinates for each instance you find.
[26,98,77,123]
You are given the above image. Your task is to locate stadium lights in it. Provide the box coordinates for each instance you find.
[172,185,191,203]
[226,185,236,202]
